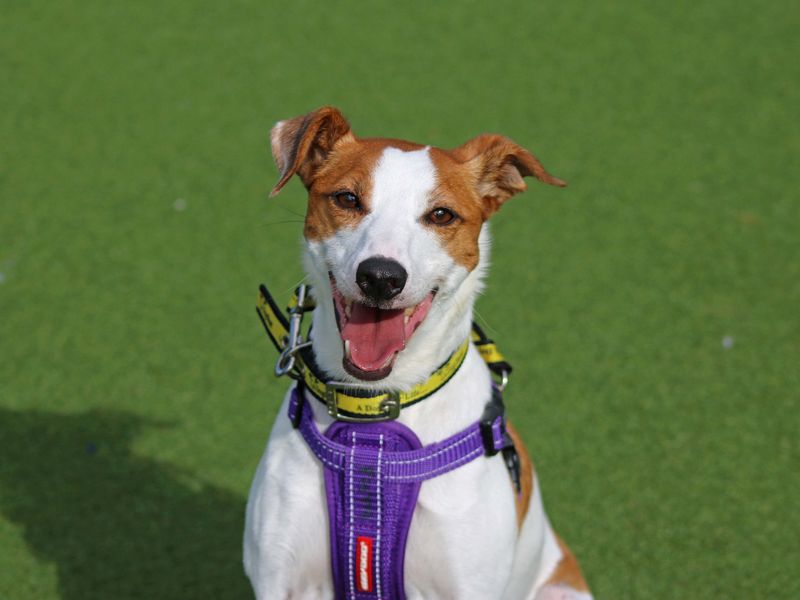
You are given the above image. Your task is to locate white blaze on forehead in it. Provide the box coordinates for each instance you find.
[371,146,436,213]
[358,146,437,257]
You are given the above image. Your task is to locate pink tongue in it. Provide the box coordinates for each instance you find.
[341,303,406,372]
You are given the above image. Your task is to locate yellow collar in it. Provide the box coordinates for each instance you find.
[257,283,511,422]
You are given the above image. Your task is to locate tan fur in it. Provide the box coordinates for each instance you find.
[422,148,487,269]
[270,106,353,196]
[506,422,535,529]
[450,133,566,217]
[302,138,380,240]
[506,423,534,527]
[545,535,591,593]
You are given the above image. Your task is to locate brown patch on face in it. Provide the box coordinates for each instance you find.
[425,137,565,269]
[506,422,535,529]
[303,137,426,241]
[426,148,487,270]
[544,535,591,593]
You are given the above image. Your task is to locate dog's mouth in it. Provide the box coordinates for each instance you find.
[329,274,436,381]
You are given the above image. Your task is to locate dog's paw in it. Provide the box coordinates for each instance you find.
[535,583,593,600]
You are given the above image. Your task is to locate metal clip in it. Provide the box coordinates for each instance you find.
[495,369,509,392]
[275,284,311,378]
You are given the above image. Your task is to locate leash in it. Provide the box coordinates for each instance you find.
[256,281,521,599]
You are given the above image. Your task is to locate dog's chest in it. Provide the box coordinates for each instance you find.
[246,388,518,599]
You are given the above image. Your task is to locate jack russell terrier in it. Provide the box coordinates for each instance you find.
[244,106,592,600]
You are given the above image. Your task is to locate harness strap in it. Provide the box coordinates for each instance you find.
[289,385,513,599]
[470,321,513,379]
[288,387,510,481]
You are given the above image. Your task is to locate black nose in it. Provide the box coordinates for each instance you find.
[356,257,408,301]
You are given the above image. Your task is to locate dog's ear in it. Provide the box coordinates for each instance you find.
[269,106,353,197]
[452,134,566,215]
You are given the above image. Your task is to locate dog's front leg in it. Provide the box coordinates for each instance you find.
[244,391,334,599]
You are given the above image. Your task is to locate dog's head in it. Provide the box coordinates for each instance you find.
[269,106,564,387]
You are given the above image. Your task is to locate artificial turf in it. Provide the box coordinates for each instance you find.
[1,1,798,598]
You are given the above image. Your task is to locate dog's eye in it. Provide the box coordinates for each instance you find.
[427,207,457,226]
[332,191,361,211]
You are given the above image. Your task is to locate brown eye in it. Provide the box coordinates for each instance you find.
[427,207,457,226]
[332,191,361,211]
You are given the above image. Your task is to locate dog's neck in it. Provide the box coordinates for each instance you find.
[303,225,491,393]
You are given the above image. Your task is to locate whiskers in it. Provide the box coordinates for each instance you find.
[259,204,306,228]
[283,274,310,296]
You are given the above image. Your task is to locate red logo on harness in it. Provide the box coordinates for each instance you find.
[355,536,374,592]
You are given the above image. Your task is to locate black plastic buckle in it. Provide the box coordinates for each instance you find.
[502,444,522,494]
[480,414,503,456]
[479,388,506,456]
[480,386,522,493]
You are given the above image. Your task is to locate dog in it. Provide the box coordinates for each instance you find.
[244,106,592,600]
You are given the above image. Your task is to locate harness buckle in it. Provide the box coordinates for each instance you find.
[324,381,401,422]
[480,386,508,456]
[502,444,522,494]
[480,414,506,456]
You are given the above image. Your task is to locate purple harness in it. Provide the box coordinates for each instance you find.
[288,384,518,599]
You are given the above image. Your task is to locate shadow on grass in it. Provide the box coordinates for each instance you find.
[0,408,252,599]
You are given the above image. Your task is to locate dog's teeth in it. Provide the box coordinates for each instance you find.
[404,307,414,316]
[345,303,352,319]
[344,339,351,359]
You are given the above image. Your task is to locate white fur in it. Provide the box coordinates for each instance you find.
[244,147,588,599]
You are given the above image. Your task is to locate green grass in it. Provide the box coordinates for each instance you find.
[1,1,798,598]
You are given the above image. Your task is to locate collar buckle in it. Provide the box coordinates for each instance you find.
[325,381,401,422]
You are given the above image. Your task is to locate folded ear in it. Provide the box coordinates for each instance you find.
[269,106,353,197]
[452,134,566,215]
